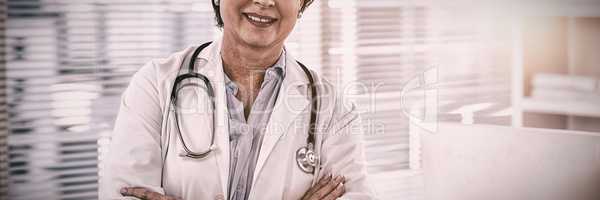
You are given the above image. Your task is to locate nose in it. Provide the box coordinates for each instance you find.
[253,0,275,8]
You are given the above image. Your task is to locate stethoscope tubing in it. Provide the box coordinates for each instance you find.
[171,73,217,159]
[167,42,319,174]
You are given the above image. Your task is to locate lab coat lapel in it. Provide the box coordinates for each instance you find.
[252,53,310,186]
[196,40,230,196]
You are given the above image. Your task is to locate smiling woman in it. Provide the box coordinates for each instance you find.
[99,0,374,200]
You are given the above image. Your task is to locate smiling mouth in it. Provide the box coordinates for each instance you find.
[243,13,277,27]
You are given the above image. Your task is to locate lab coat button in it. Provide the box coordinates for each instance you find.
[215,193,225,200]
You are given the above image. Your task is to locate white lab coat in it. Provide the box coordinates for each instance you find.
[99,38,375,200]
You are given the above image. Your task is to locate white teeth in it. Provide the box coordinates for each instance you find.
[247,15,273,23]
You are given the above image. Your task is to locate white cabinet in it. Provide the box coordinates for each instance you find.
[511,16,600,132]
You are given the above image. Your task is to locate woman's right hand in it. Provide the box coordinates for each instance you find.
[301,174,346,200]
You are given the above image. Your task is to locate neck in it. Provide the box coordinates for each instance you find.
[220,35,284,118]
[220,36,283,83]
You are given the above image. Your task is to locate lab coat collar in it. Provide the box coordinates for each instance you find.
[282,49,311,87]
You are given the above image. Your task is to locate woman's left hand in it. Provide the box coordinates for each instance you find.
[301,174,346,200]
[120,187,182,200]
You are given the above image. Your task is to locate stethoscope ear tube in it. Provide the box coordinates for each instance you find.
[188,42,212,71]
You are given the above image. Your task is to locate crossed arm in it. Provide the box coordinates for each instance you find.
[120,174,347,200]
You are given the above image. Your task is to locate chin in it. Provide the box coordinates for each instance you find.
[241,34,277,48]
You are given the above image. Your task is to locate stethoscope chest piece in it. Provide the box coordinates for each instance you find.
[296,144,317,174]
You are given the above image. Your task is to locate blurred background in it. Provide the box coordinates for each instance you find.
[1,0,600,199]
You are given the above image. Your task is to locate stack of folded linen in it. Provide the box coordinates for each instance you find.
[531,73,600,103]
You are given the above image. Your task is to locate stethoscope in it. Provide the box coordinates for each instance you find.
[167,42,319,174]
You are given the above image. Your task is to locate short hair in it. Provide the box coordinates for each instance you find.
[211,0,315,28]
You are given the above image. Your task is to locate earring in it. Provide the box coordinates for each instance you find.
[213,0,220,6]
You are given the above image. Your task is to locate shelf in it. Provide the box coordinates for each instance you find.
[520,97,600,118]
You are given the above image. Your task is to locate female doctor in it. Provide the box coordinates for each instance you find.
[99,0,374,199]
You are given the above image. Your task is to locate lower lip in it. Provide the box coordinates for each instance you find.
[244,14,276,28]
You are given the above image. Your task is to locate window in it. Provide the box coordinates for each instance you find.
[318,0,512,198]
[0,0,9,197]
[6,1,217,199]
